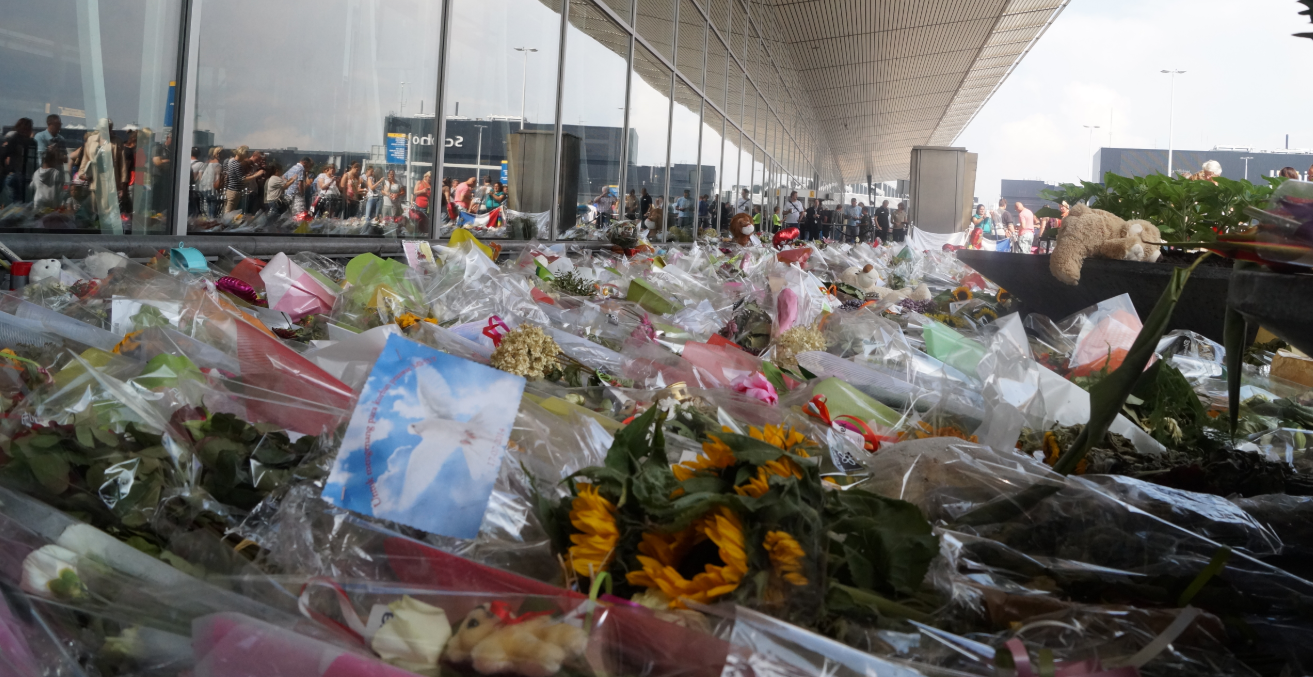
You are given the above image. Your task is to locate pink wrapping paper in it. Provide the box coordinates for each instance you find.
[193,612,420,677]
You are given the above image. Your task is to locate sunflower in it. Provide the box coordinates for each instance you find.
[763,531,809,586]
[905,420,979,444]
[747,424,810,453]
[112,331,142,355]
[567,484,619,578]
[1039,430,1086,474]
[952,285,973,302]
[972,306,999,323]
[626,506,748,608]
[997,289,1014,304]
[735,457,805,498]
[672,435,736,482]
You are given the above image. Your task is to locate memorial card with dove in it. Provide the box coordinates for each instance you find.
[324,333,526,538]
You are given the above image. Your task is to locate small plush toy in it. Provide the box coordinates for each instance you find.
[1050,203,1163,285]
[840,264,881,294]
[28,259,60,284]
[84,252,129,279]
[444,604,588,677]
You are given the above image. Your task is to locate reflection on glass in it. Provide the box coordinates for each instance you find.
[0,1,182,234]
[705,35,727,111]
[636,0,675,61]
[699,107,725,235]
[668,81,701,240]
[189,0,439,237]
[675,0,706,91]
[442,0,560,239]
[562,0,628,238]
[625,45,671,241]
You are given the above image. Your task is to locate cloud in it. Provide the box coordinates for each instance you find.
[956,0,1313,204]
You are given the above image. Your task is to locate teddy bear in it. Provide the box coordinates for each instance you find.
[1050,203,1163,285]
[28,259,61,284]
[444,604,589,677]
[840,264,882,294]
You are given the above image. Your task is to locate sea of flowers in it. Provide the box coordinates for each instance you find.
[0,234,1309,677]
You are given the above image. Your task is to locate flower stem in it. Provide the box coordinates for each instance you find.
[831,583,933,623]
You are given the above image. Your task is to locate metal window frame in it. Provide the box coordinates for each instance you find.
[171,0,201,236]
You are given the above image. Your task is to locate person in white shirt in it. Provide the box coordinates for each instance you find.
[675,189,693,229]
[782,191,804,230]
[594,188,616,227]
[735,188,752,215]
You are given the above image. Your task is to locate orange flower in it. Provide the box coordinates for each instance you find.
[626,507,748,608]
[567,484,619,578]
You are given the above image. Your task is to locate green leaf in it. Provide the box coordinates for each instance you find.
[761,362,789,395]
[29,454,70,494]
[75,426,95,449]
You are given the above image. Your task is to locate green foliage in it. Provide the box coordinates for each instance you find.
[1039,172,1282,242]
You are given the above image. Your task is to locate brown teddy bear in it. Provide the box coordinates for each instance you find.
[1050,203,1163,285]
[444,604,589,677]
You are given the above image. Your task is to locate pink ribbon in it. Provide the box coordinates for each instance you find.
[483,316,510,347]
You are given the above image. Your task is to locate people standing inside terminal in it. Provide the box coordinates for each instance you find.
[594,187,615,226]
[31,147,67,211]
[221,146,250,215]
[624,189,638,220]
[313,164,340,217]
[454,177,475,213]
[264,160,288,217]
[782,190,804,235]
[639,187,653,218]
[283,157,312,216]
[1,118,36,205]
[698,194,709,229]
[473,175,492,214]
[382,169,405,218]
[340,162,362,218]
[676,189,693,230]
[199,147,224,217]
[362,166,381,221]
[735,188,751,214]
[874,199,891,242]
[34,115,65,164]
[892,201,908,242]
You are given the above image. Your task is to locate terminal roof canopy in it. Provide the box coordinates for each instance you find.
[762,0,1067,183]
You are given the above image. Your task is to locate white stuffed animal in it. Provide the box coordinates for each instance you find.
[84,252,129,279]
[28,259,60,284]
[840,264,882,294]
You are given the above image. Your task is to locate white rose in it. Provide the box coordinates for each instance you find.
[371,596,452,676]
[21,545,83,598]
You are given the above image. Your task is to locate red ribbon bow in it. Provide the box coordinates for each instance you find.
[483,316,510,347]
[804,395,897,453]
[486,601,553,626]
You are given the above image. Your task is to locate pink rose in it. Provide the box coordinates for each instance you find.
[731,372,778,405]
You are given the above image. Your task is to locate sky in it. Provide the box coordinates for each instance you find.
[956,0,1313,206]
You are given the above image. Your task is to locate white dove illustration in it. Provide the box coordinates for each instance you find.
[395,362,502,512]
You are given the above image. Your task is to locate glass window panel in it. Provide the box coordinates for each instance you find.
[675,0,706,91]
[668,81,700,238]
[755,91,768,146]
[1,1,183,234]
[708,0,730,37]
[738,137,753,217]
[752,144,764,204]
[562,0,628,236]
[726,67,743,130]
[625,45,671,238]
[729,0,747,57]
[699,106,724,233]
[705,35,727,113]
[636,0,675,62]
[191,0,440,237]
[598,0,633,24]
[440,0,560,238]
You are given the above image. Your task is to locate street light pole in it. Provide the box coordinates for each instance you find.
[514,47,538,131]
[474,124,487,181]
[1160,69,1186,176]
[1240,156,1254,181]
[1083,125,1101,182]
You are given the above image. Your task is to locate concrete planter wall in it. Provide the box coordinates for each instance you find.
[955,250,1236,342]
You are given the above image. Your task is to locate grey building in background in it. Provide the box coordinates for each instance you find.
[1000,179,1061,213]
[1095,147,1313,182]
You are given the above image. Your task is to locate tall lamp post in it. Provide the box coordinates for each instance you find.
[1083,125,1101,182]
[1160,69,1186,176]
[1240,156,1254,180]
[514,47,538,131]
[474,124,487,182]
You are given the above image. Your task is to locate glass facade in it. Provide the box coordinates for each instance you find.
[0,0,838,241]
